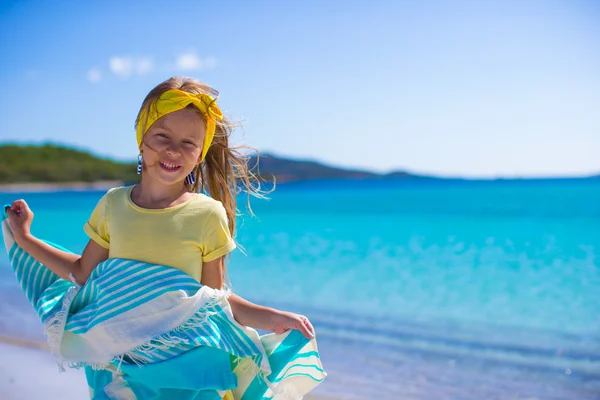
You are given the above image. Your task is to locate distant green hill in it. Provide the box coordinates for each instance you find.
[0,144,139,183]
[0,144,423,184]
[251,153,421,182]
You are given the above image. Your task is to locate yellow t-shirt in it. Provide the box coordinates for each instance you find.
[83,186,236,282]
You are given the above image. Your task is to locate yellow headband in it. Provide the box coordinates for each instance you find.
[136,89,224,161]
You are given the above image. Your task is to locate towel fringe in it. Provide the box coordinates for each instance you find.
[42,283,81,372]
[122,289,232,366]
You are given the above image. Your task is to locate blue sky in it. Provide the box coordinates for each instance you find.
[0,0,598,178]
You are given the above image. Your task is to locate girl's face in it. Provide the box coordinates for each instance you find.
[140,107,206,186]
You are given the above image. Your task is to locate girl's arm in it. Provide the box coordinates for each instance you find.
[6,199,108,285]
[202,257,315,339]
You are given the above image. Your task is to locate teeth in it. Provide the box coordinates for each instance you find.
[161,162,180,170]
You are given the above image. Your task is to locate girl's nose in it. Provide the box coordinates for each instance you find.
[166,144,182,157]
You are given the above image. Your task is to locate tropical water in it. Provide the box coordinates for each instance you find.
[0,178,599,399]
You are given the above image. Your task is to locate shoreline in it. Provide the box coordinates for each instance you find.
[0,180,125,193]
[1,174,598,195]
[0,334,49,351]
[0,335,338,400]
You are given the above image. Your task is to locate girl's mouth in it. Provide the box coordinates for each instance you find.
[159,161,182,172]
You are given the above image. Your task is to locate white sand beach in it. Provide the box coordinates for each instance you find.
[0,340,88,400]
[0,337,337,400]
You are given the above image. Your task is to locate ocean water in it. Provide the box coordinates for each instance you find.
[1,178,599,399]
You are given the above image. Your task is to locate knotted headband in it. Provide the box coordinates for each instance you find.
[136,89,224,161]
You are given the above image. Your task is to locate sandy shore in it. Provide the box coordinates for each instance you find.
[0,341,88,400]
[0,180,124,193]
[0,336,337,400]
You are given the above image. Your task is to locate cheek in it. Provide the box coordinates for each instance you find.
[144,135,165,149]
[184,147,202,161]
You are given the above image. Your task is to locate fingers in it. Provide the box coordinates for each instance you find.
[298,315,315,339]
[8,200,33,220]
[11,199,29,215]
[272,311,316,340]
[5,200,32,236]
[303,317,315,338]
[5,208,20,233]
[6,205,20,220]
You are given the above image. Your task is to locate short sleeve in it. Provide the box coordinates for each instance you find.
[201,202,236,262]
[84,192,111,249]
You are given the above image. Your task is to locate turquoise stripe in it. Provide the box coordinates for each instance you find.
[91,260,146,289]
[38,281,71,307]
[22,254,37,302]
[292,351,320,359]
[11,248,24,277]
[7,242,18,260]
[269,364,325,383]
[98,268,192,305]
[93,269,178,306]
[70,278,95,313]
[37,294,61,315]
[212,311,259,357]
[267,331,311,373]
[68,277,202,329]
[272,372,325,383]
[37,284,72,324]
[40,294,70,325]
[9,246,23,268]
[211,316,246,355]
[87,258,120,282]
[210,312,245,354]
[76,273,188,321]
[215,308,261,354]
[189,325,219,348]
[65,303,102,330]
[92,279,197,323]
[37,267,53,300]
[69,283,218,334]
[242,331,309,400]
[93,261,158,292]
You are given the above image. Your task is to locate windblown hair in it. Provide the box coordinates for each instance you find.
[134,76,270,238]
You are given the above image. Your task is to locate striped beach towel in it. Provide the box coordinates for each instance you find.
[1,214,326,399]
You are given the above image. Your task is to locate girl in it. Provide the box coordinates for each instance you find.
[5,76,321,398]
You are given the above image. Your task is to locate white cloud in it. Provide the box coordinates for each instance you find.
[87,68,101,83]
[109,57,133,77]
[94,52,218,81]
[176,52,202,70]
[109,56,154,78]
[175,52,217,71]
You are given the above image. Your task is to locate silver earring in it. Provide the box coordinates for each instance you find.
[137,154,143,174]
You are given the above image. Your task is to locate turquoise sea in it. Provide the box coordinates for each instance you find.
[1,178,599,399]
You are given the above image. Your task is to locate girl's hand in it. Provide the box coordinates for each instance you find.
[6,199,34,244]
[270,310,315,340]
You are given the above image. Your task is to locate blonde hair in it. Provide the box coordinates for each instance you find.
[134,76,269,238]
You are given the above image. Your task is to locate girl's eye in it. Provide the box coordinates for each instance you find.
[183,141,196,146]
[157,133,168,138]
